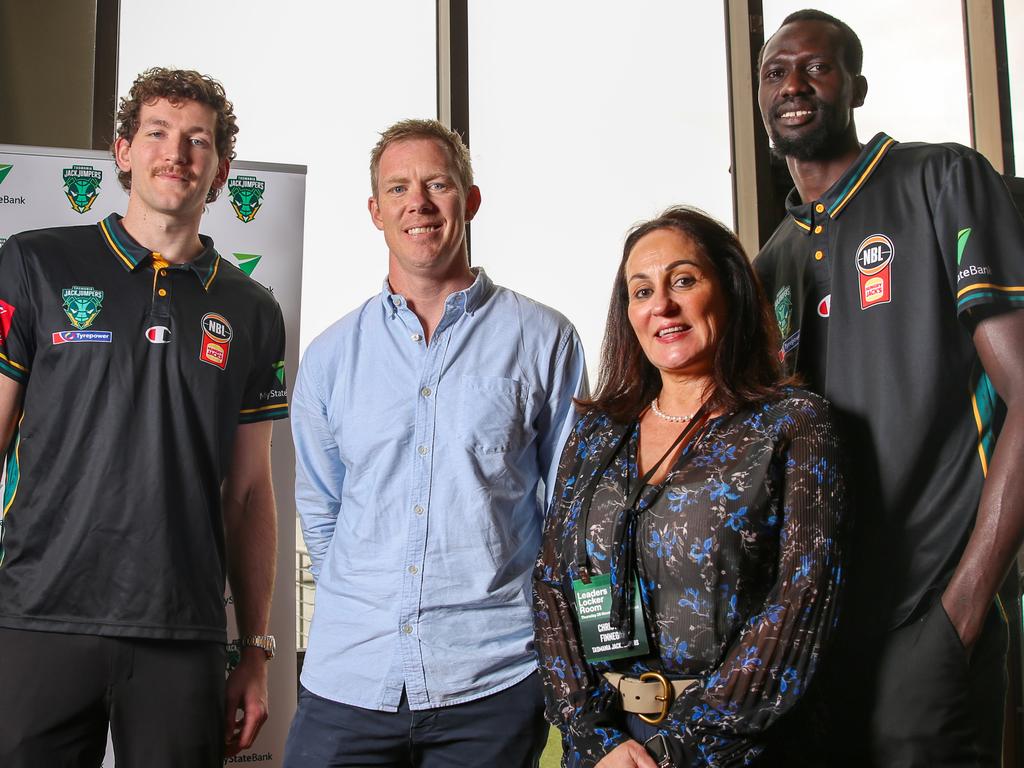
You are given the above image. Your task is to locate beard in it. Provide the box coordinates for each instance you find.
[768,100,849,161]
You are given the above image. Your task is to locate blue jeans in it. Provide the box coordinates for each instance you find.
[284,672,547,768]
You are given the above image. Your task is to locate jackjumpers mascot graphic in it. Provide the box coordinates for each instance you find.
[227,175,266,223]
[62,286,105,329]
[63,165,102,214]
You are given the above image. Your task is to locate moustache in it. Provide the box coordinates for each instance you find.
[151,166,196,181]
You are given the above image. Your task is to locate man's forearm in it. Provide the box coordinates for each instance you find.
[224,477,278,638]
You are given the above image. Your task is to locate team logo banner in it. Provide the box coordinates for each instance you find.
[855,234,894,310]
[61,285,104,329]
[62,165,102,214]
[227,175,266,223]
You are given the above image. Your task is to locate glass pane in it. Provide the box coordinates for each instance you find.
[118,0,437,352]
[468,1,734,375]
[761,1,972,147]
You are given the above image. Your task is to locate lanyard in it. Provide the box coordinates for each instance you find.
[573,403,710,582]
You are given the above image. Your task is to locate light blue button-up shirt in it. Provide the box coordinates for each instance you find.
[294,269,586,710]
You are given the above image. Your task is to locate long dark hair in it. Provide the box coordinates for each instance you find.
[579,206,784,422]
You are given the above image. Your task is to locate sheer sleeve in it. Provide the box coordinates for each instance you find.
[533,412,631,765]
[657,395,847,766]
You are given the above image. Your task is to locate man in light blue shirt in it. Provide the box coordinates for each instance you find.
[284,119,586,767]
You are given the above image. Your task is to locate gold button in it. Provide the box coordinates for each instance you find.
[158,288,168,297]
[815,203,825,213]
[814,250,824,261]
[159,269,168,277]
[814,225,823,234]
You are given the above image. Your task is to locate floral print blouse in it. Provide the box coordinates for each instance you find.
[533,391,846,767]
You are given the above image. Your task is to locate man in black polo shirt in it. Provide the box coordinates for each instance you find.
[754,10,1024,767]
[0,68,287,767]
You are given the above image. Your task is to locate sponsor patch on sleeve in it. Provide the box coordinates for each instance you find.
[0,298,14,342]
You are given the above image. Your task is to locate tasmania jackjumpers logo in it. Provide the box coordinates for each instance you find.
[62,285,104,329]
[62,165,102,214]
[200,313,232,369]
[774,286,792,338]
[855,234,894,310]
[227,175,266,223]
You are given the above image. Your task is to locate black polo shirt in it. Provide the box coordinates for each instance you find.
[755,133,1024,632]
[0,213,288,642]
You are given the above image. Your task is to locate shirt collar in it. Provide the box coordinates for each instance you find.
[785,132,897,232]
[97,213,222,291]
[381,267,495,316]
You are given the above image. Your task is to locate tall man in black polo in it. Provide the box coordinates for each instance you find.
[0,68,286,767]
[754,10,1024,767]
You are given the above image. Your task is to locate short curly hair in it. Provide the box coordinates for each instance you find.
[113,68,238,203]
[370,119,473,199]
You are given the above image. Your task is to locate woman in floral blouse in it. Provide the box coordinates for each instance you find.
[533,207,846,767]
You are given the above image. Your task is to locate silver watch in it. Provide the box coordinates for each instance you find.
[239,634,276,659]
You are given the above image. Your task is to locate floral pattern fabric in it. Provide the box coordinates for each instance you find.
[533,390,846,767]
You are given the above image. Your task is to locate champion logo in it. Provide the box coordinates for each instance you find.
[146,325,172,344]
[817,295,831,317]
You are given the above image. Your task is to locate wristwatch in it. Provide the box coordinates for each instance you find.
[239,634,276,659]
[644,733,674,768]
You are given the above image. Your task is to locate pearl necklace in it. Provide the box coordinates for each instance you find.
[650,397,697,423]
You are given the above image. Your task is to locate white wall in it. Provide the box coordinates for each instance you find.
[118,0,437,354]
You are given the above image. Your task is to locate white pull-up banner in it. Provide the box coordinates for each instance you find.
[0,144,305,768]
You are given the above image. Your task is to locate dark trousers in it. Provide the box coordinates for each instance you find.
[0,626,226,768]
[821,596,1007,767]
[283,673,548,768]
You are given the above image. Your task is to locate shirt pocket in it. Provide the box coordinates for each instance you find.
[457,374,527,454]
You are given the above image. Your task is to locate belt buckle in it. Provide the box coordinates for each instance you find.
[637,670,671,725]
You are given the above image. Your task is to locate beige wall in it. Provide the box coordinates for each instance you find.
[0,0,100,149]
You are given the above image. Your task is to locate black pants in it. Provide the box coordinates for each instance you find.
[283,673,548,768]
[821,596,1007,767]
[0,627,226,768]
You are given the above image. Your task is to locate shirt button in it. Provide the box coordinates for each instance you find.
[417,445,429,456]
[159,269,168,277]
[401,624,413,634]
[814,225,823,234]
[815,203,825,213]
[814,250,824,261]
[411,333,422,342]
[420,387,432,397]
[414,505,424,515]
[408,565,418,575]
[158,288,168,297]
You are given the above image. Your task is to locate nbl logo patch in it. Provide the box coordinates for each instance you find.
[855,234,894,310]
[199,313,232,370]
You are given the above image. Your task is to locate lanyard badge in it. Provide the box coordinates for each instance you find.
[571,573,651,662]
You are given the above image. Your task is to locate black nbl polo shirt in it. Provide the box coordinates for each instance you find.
[0,213,288,642]
[755,133,1024,632]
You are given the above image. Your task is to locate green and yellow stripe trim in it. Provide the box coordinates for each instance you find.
[956,282,1024,311]
[0,350,28,382]
[788,134,895,230]
[99,215,143,270]
[970,367,998,477]
[828,135,896,218]
[239,402,289,423]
